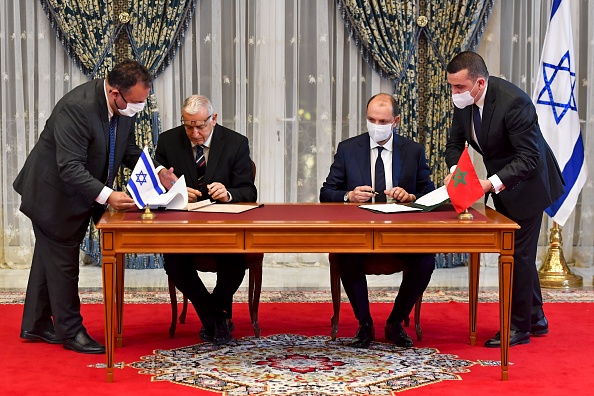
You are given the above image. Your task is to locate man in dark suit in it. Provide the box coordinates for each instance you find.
[155,95,257,345]
[445,51,565,347]
[13,60,176,354]
[320,93,435,348]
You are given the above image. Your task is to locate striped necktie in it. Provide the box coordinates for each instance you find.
[107,115,118,188]
[195,145,206,188]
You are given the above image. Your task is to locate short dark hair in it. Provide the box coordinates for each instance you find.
[446,51,489,80]
[107,59,152,93]
[367,93,399,118]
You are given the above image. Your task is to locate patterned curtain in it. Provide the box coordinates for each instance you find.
[337,0,492,267]
[39,0,196,268]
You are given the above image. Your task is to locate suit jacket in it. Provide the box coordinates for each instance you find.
[445,76,564,220]
[13,79,143,240]
[155,124,257,202]
[320,132,435,202]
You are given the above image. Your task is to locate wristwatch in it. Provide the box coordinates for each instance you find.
[343,191,350,202]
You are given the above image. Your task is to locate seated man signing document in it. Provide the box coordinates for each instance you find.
[320,93,435,348]
[155,95,257,345]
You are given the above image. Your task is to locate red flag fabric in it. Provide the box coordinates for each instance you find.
[447,147,485,213]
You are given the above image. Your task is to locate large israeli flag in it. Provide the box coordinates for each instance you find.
[532,0,587,226]
[126,146,166,209]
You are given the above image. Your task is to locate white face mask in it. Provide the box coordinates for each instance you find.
[452,80,479,109]
[367,120,393,143]
[118,101,145,117]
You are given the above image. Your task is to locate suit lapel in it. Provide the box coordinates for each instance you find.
[177,127,199,186]
[391,135,403,186]
[481,82,497,152]
[205,125,224,183]
[95,80,111,152]
[356,135,372,186]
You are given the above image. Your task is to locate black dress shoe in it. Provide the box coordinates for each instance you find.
[201,320,234,342]
[385,321,413,347]
[214,318,233,345]
[350,322,375,348]
[531,316,549,336]
[20,328,62,344]
[484,330,530,348]
[63,330,106,354]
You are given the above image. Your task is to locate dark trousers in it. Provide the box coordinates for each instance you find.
[337,253,435,325]
[494,205,544,332]
[164,253,246,327]
[22,221,89,339]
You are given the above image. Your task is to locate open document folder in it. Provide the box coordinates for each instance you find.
[359,185,450,213]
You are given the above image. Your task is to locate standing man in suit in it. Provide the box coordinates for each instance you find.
[14,60,176,354]
[155,95,257,345]
[445,51,564,347]
[320,93,435,348]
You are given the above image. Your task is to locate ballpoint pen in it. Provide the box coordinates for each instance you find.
[365,190,379,195]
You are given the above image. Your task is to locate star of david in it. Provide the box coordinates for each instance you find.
[535,50,577,125]
[135,170,148,186]
[452,167,468,187]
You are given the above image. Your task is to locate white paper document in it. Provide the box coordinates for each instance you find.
[413,185,449,207]
[359,203,423,213]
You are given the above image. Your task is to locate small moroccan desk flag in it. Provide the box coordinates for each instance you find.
[447,147,484,213]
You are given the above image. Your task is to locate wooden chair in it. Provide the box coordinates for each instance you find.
[329,253,423,341]
[168,254,263,338]
[168,160,263,338]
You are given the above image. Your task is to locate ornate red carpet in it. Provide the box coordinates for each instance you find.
[2,296,594,395]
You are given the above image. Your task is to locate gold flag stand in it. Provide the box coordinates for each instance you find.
[140,205,156,221]
[538,222,582,289]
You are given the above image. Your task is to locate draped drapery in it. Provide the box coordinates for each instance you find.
[337,0,493,267]
[2,1,592,277]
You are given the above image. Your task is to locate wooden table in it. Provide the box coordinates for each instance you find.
[97,203,518,382]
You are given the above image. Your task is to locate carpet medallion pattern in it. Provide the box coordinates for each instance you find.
[130,334,475,395]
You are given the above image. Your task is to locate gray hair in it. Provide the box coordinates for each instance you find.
[182,95,214,116]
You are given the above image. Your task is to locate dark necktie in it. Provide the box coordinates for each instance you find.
[473,104,482,141]
[375,146,386,202]
[107,115,118,188]
[195,145,206,188]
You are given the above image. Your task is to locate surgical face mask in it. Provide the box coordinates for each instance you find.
[452,80,479,109]
[367,120,394,143]
[118,101,145,117]
[114,90,146,117]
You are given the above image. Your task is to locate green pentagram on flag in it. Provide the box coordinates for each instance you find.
[452,167,468,187]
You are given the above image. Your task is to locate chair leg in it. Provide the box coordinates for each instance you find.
[329,257,341,340]
[168,276,178,338]
[414,295,423,341]
[248,261,262,338]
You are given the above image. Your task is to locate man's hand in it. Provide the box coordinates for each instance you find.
[107,191,138,210]
[207,182,230,202]
[158,167,178,190]
[349,186,378,203]
[387,187,415,203]
[187,187,203,203]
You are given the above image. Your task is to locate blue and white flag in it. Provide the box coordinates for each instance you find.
[532,0,587,226]
[126,147,166,209]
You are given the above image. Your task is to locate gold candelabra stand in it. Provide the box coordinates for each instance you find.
[538,222,583,289]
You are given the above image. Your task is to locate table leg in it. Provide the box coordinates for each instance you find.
[102,250,116,383]
[468,253,480,345]
[499,253,514,381]
[116,253,125,348]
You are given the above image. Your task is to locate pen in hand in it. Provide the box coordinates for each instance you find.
[365,190,379,195]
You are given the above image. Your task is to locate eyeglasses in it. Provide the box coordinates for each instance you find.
[181,115,212,131]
